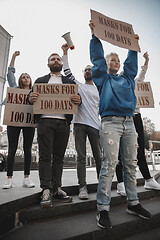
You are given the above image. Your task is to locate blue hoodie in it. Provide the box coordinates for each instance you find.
[90,35,137,118]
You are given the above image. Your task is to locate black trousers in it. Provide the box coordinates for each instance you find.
[74,123,102,187]
[7,126,35,176]
[37,118,70,192]
[116,113,151,182]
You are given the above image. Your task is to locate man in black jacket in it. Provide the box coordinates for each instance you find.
[28,53,81,208]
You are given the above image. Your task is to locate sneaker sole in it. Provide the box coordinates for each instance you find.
[52,197,73,203]
[96,216,112,229]
[144,186,160,191]
[126,209,151,220]
[23,185,35,188]
[79,196,89,200]
[2,186,12,189]
[40,203,53,208]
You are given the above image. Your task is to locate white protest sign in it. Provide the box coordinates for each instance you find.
[91,9,141,52]
[33,84,78,114]
[3,88,36,127]
[135,82,154,108]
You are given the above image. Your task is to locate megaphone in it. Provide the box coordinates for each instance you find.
[62,32,75,50]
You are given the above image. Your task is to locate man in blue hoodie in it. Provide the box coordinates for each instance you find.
[89,20,151,229]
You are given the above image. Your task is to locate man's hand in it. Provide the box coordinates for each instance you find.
[70,95,81,105]
[13,51,20,57]
[61,43,70,55]
[29,92,39,103]
[134,34,139,41]
[143,52,149,61]
[89,20,95,35]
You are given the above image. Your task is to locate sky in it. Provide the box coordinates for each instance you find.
[0,0,160,130]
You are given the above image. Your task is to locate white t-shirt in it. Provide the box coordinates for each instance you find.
[62,55,100,130]
[41,73,65,120]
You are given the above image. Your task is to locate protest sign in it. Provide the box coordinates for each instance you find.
[33,83,78,114]
[135,82,154,108]
[91,9,141,52]
[3,88,36,127]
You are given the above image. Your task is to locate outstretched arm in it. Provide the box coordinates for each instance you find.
[137,52,149,82]
[1,51,20,105]
[7,51,20,87]
[89,20,107,88]
[123,34,139,80]
[9,51,20,67]
[62,44,80,84]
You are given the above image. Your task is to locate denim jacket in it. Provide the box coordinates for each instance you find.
[1,66,17,106]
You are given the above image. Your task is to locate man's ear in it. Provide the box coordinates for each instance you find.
[47,63,50,68]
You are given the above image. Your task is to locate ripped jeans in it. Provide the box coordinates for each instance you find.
[97,116,139,212]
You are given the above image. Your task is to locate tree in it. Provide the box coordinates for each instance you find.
[144,130,150,150]
[143,117,155,134]
[150,131,160,150]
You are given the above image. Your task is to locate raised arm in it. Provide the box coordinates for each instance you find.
[136,52,149,82]
[9,51,20,67]
[7,51,20,87]
[89,20,107,88]
[123,35,139,80]
[1,52,20,105]
[62,44,80,84]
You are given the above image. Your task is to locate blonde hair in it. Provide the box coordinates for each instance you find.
[105,52,119,63]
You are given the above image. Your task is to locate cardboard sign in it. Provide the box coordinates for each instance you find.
[135,82,154,108]
[33,83,78,114]
[3,88,36,127]
[91,9,141,52]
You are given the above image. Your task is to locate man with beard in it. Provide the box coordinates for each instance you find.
[28,53,81,208]
[62,44,102,200]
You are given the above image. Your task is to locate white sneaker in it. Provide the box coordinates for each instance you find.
[144,178,160,190]
[3,178,13,189]
[79,186,89,200]
[58,187,67,196]
[23,177,35,188]
[117,182,127,196]
[40,189,52,208]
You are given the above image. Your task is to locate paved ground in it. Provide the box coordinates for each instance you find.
[0,165,160,205]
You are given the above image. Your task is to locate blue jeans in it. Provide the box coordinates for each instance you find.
[97,116,139,212]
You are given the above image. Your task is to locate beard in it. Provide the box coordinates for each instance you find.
[49,64,62,73]
[85,75,92,81]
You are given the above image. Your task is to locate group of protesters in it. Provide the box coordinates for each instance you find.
[2,20,160,229]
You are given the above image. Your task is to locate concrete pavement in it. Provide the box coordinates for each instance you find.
[0,166,160,239]
[0,165,160,206]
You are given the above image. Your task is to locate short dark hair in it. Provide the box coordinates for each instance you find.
[48,53,62,63]
[84,65,92,71]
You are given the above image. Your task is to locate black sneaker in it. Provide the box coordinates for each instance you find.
[40,189,53,208]
[127,203,152,219]
[52,187,72,203]
[96,210,112,229]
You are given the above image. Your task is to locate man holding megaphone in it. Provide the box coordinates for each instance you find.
[62,32,75,50]
[62,43,102,201]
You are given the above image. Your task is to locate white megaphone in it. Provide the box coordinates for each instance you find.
[62,32,75,50]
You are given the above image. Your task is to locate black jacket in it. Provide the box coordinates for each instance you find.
[27,73,77,125]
